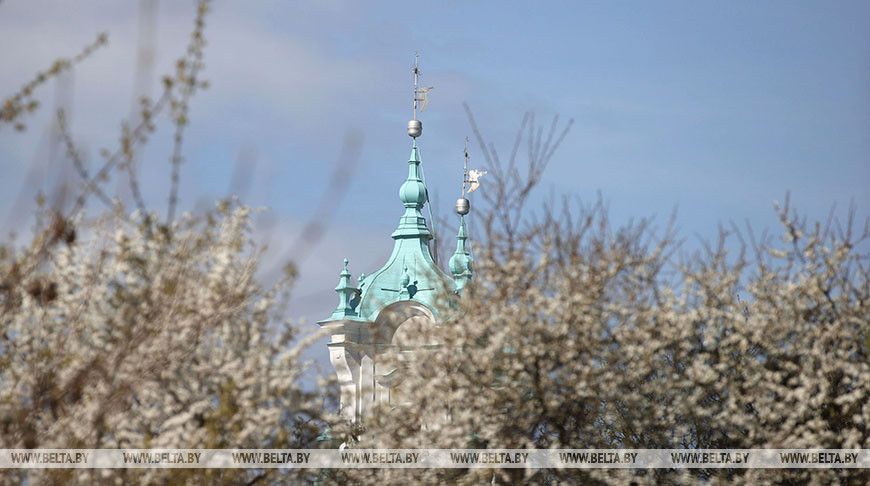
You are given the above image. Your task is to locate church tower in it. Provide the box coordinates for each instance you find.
[318,56,473,424]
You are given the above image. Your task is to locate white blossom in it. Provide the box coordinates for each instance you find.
[0,203,326,485]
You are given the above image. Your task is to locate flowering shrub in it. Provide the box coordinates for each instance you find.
[0,204,324,484]
[341,197,869,485]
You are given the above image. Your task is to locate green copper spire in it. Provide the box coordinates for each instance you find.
[321,55,453,325]
[319,55,468,428]
[392,143,431,239]
[352,142,452,321]
[449,215,473,293]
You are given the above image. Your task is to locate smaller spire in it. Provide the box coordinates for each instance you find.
[449,216,473,293]
[330,258,359,319]
[452,139,476,293]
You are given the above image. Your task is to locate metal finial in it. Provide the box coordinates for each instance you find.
[456,198,470,215]
[408,120,422,138]
[456,137,471,215]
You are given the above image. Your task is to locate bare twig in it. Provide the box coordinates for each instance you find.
[462,104,573,255]
[56,109,113,208]
[1,32,107,131]
[166,0,213,224]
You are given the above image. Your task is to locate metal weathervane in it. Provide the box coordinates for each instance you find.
[412,52,434,120]
[407,53,430,139]
[461,137,470,197]
[456,137,487,216]
[461,137,487,196]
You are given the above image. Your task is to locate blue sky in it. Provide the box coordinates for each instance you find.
[1,1,868,375]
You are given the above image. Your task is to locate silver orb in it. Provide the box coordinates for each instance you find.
[455,197,470,215]
[407,120,422,138]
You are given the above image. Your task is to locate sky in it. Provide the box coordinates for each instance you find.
[1,0,868,378]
